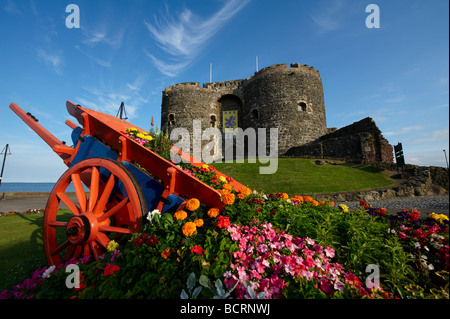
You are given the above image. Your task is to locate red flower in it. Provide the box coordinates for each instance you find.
[190,245,205,255]
[407,210,420,221]
[103,264,120,276]
[216,216,230,229]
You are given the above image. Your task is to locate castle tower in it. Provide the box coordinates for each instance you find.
[160,63,328,158]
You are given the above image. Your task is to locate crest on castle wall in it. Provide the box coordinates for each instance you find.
[223,110,238,139]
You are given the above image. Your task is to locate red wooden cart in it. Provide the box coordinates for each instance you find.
[10,101,245,266]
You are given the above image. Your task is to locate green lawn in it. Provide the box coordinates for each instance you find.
[212,158,395,195]
[0,210,72,291]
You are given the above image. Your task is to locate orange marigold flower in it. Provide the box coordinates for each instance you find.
[185,198,200,211]
[194,219,204,227]
[292,195,304,203]
[182,222,197,236]
[222,193,235,205]
[174,210,187,221]
[222,183,233,192]
[207,208,220,218]
[238,186,252,198]
[161,249,171,259]
[280,192,289,200]
[311,200,319,206]
[303,196,313,203]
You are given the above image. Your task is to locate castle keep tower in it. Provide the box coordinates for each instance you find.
[161,63,328,156]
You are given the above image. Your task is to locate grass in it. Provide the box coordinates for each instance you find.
[0,210,72,291]
[212,158,395,195]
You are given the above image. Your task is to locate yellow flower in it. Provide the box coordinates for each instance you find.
[429,213,439,220]
[182,222,197,237]
[207,208,220,218]
[106,240,119,252]
[143,134,153,141]
[185,198,200,211]
[174,210,187,221]
[218,176,227,183]
[194,219,204,227]
[136,133,146,139]
[339,204,349,213]
[202,164,209,169]
[161,249,171,259]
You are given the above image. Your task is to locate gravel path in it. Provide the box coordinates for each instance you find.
[337,194,449,216]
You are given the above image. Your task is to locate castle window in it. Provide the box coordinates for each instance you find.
[298,102,307,112]
[251,109,259,120]
[168,114,175,126]
[210,115,217,128]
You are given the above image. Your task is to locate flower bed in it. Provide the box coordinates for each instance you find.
[1,127,448,299]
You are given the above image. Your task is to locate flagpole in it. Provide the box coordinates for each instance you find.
[256,56,259,72]
[210,63,212,83]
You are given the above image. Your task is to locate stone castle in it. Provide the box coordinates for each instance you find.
[160,63,394,163]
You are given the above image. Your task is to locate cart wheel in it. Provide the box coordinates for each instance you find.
[43,158,147,266]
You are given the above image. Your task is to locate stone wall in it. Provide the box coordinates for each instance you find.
[285,117,394,163]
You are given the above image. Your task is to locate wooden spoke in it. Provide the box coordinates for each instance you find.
[50,240,70,256]
[98,225,133,235]
[71,173,87,212]
[56,192,80,215]
[88,166,99,212]
[47,221,68,227]
[94,173,115,214]
[97,197,129,222]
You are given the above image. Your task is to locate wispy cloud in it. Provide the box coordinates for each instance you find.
[37,49,63,75]
[82,27,124,49]
[75,45,111,69]
[384,125,423,137]
[310,0,346,32]
[144,0,251,76]
[3,0,21,14]
[76,74,149,119]
[413,127,449,145]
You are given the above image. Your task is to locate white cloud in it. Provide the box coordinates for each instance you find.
[75,74,150,120]
[75,45,111,69]
[384,125,423,137]
[413,127,449,145]
[144,0,251,76]
[36,49,63,75]
[310,0,347,32]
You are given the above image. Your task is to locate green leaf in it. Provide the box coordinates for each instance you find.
[187,272,196,291]
[199,275,211,288]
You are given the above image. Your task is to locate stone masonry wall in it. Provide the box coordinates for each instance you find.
[285,117,394,163]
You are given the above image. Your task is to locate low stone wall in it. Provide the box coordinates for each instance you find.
[314,162,449,202]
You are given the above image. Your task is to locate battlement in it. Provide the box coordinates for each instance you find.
[203,79,246,89]
[164,82,201,92]
[252,63,320,78]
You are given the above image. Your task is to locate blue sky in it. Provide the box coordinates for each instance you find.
[0,0,448,182]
